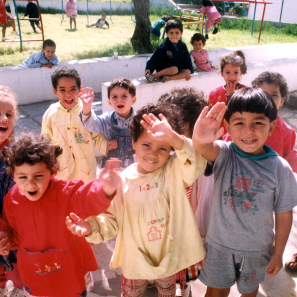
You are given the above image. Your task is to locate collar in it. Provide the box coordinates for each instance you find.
[58,99,81,113]
[230,141,278,160]
[113,107,136,121]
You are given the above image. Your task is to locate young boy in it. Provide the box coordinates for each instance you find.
[80,77,136,168]
[18,39,58,68]
[87,13,109,28]
[193,87,297,297]
[67,102,207,297]
[151,15,170,40]
[24,0,42,33]
[41,66,108,183]
[145,19,193,83]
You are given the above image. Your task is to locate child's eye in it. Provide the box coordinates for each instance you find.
[35,175,43,178]
[254,122,263,125]
[6,113,13,118]
[142,144,149,147]
[160,148,168,151]
[19,176,27,179]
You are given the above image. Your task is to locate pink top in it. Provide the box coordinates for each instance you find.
[190,49,214,72]
[0,0,8,25]
[65,0,77,17]
[200,6,221,29]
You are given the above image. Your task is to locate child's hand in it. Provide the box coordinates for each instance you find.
[185,75,191,81]
[107,140,117,151]
[0,231,12,256]
[193,102,226,144]
[99,158,122,198]
[145,69,151,77]
[41,63,53,69]
[226,81,237,96]
[66,213,92,237]
[80,87,94,115]
[267,253,283,276]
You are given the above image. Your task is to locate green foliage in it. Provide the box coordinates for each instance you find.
[231,4,245,17]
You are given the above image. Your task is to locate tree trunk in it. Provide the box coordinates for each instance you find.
[131,0,154,53]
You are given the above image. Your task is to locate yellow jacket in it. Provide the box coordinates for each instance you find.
[86,138,206,279]
[42,100,107,183]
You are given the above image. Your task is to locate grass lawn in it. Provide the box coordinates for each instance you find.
[1,13,296,67]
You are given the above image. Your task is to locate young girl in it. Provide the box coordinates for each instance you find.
[0,0,18,41]
[66,102,207,297]
[65,0,77,30]
[0,133,121,296]
[0,86,24,296]
[190,33,215,72]
[200,0,221,39]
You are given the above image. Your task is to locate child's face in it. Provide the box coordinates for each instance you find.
[42,46,56,61]
[192,40,204,52]
[108,86,136,119]
[132,130,171,174]
[221,63,242,86]
[0,98,14,146]
[102,14,106,20]
[166,28,182,43]
[53,77,82,110]
[225,111,275,155]
[13,162,54,202]
[259,82,284,110]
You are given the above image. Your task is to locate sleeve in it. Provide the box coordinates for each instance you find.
[182,43,194,73]
[24,4,29,16]
[65,1,69,12]
[190,52,197,71]
[199,7,206,14]
[50,54,58,66]
[145,46,163,73]
[105,20,109,26]
[20,53,41,68]
[41,109,54,141]
[170,137,207,187]
[282,127,297,173]
[90,132,108,156]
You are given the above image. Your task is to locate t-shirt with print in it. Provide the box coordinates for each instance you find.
[206,141,297,256]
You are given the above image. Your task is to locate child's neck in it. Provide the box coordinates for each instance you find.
[193,49,203,53]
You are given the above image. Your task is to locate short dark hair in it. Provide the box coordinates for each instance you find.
[107,77,136,98]
[51,66,81,90]
[190,33,206,45]
[43,39,56,49]
[129,103,185,143]
[202,0,214,6]
[158,87,208,137]
[161,15,171,22]
[3,132,63,176]
[102,13,106,16]
[251,71,289,99]
[166,19,183,33]
[220,50,247,75]
[224,87,277,123]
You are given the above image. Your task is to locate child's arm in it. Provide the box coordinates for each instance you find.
[192,102,226,162]
[267,210,292,276]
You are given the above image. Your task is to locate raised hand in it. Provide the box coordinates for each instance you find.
[99,158,122,198]
[80,87,94,115]
[107,140,117,151]
[0,231,12,256]
[66,213,92,237]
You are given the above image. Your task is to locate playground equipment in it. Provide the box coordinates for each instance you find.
[4,0,44,51]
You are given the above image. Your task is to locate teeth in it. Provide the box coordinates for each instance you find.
[242,139,255,143]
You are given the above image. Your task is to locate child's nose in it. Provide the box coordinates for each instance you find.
[0,114,8,122]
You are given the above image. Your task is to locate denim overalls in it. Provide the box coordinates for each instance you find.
[102,113,135,168]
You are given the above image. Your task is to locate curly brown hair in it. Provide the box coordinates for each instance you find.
[129,103,185,143]
[3,133,63,176]
[158,87,208,137]
[51,66,81,90]
[220,50,247,75]
[251,71,289,99]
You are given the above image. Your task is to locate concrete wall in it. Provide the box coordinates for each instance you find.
[248,0,297,24]
[0,43,297,107]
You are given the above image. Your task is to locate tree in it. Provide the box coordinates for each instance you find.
[131,0,154,53]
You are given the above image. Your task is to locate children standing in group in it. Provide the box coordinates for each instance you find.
[80,77,136,168]
[193,88,297,297]
[0,0,18,41]
[87,13,109,29]
[42,66,108,183]
[18,39,58,69]
[0,132,121,296]
[0,86,24,296]
[67,102,207,297]
[151,15,170,40]
[65,0,77,30]
[190,33,215,72]
[24,0,42,33]
[145,19,193,83]
[200,0,221,39]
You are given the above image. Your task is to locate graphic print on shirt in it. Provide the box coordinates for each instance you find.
[223,172,263,214]
[35,262,62,276]
[166,51,173,58]
[74,128,90,144]
[147,226,162,241]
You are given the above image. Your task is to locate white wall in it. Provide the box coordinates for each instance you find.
[0,43,297,106]
[248,0,297,24]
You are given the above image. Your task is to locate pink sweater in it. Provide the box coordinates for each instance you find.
[200,6,221,29]
[65,0,77,17]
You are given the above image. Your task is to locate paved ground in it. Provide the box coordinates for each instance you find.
[14,95,297,297]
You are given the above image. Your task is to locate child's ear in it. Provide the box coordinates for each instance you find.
[131,96,137,105]
[132,139,136,150]
[268,120,276,136]
[108,99,112,106]
[279,98,285,108]
[180,32,183,36]
[53,88,58,96]
[79,85,83,92]
[224,119,230,134]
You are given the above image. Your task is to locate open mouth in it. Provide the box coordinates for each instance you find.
[28,191,38,196]
[65,99,74,105]
[0,126,8,132]
[242,139,256,144]
[145,158,156,164]
[117,104,124,109]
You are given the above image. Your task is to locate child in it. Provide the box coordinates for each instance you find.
[0,0,18,41]
[18,39,58,69]
[80,77,136,168]
[0,132,121,296]
[0,86,24,296]
[193,88,297,297]
[24,0,42,33]
[151,15,170,40]
[42,66,108,183]
[67,102,207,297]
[190,33,215,72]
[200,0,221,39]
[145,19,193,83]
[87,13,109,29]
[65,0,77,30]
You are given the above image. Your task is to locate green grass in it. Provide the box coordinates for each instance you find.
[1,13,297,67]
